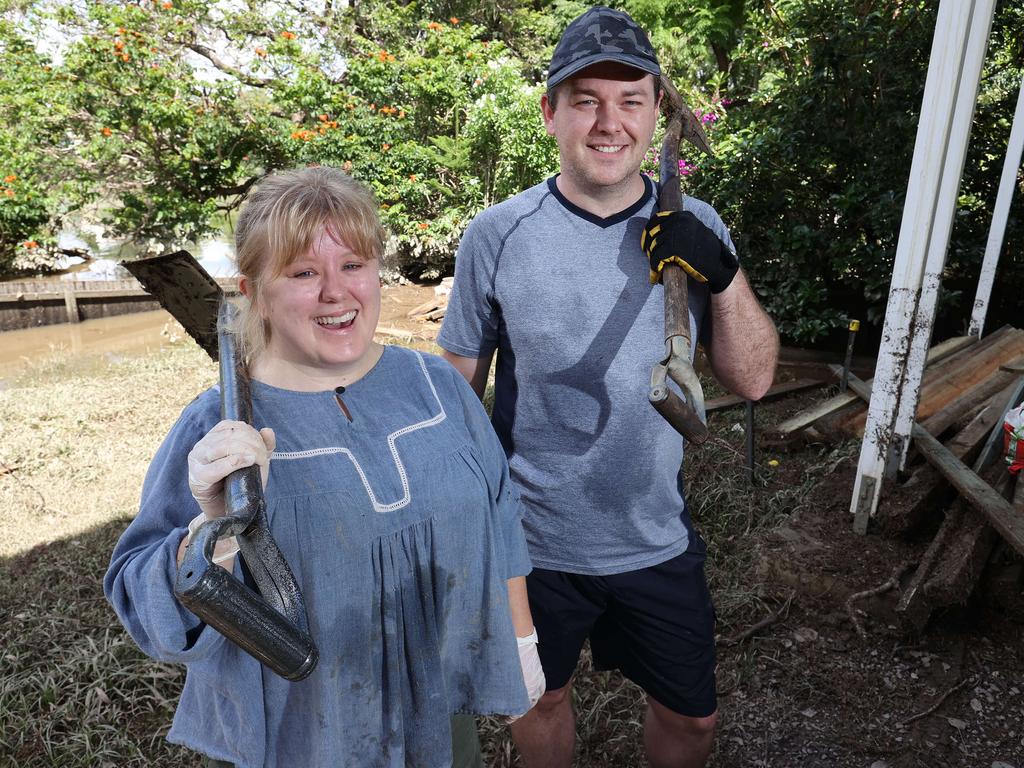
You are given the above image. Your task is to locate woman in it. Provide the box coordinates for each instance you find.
[105,166,544,767]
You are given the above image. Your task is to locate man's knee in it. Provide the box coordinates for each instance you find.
[649,698,718,738]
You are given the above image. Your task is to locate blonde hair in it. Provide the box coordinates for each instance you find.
[232,166,385,361]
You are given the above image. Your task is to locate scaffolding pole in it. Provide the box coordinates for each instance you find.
[851,0,997,534]
[969,74,1024,339]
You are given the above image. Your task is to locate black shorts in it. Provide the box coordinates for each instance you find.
[526,546,717,718]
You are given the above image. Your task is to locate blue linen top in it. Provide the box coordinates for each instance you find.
[105,346,532,768]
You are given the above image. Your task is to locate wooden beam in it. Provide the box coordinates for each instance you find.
[705,378,827,413]
[881,384,1015,534]
[911,424,1024,557]
[63,284,80,323]
[771,336,975,437]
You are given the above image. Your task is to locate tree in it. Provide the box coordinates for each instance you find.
[0,0,559,277]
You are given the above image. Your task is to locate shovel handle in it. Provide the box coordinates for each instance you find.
[649,384,710,445]
[176,532,319,681]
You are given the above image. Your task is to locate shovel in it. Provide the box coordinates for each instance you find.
[124,251,318,681]
[647,76,711,446]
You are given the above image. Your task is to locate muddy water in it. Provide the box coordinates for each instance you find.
[0,309,177,386]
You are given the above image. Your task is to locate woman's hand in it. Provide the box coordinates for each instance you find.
[506,577,546,719]
[187,420,276,518]
[517,631,546,710]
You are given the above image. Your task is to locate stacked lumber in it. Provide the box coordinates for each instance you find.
[772,327,1024,632]
[770,328,1024,443]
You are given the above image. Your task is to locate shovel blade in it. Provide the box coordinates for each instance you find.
[122,250,224,360]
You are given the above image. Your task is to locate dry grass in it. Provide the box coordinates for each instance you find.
[0,342,854,767]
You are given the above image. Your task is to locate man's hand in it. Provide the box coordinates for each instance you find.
[641,210,739,293]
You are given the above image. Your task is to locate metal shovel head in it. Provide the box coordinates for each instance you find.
[121,250,224,360]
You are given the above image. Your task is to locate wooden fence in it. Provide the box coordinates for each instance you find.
[0,277,239,332]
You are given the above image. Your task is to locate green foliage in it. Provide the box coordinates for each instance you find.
[688,0,1023,342]
[2,0,1022,343]
[0,2,559,278]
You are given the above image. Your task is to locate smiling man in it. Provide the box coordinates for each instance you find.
[439,7,778,767]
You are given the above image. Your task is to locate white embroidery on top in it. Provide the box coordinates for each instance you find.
[270,351,446,513]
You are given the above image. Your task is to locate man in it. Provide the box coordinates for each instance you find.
[438,7,778,767]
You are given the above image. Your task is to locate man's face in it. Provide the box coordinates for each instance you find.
[542,61,661,201]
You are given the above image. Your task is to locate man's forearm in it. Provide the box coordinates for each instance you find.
[707,269,778,400]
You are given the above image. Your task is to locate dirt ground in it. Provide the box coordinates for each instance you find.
[702,415,1024,767]
[381,282,1024,767]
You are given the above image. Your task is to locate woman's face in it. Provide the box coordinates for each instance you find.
[252,227,382,387]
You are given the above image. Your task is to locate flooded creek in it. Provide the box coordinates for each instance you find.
[0,309,176,386]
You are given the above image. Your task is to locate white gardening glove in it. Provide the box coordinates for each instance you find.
[186,420,276,519]
[517,630,546,713]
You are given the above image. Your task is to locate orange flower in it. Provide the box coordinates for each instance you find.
[319,113,328,122]
[398,110,405,119]
[3,175,16,183]
[409,174,417,182]
[280,30,296,40]
[23,240,38,248]
[427,21,441,31]
[102,127,112,136]
[387,54,395,62]
[254,47,267,57]
[450,17,459,24]
[381,143,390,151]
[328,120,338,128]
[418,222,429,230]
[121,53,131,62]
[342,160,353,171]
[4,189,13,198]
[466,52,474,58]
[114,40,125,51]
[162,1,173,8]
[118,27,127,34]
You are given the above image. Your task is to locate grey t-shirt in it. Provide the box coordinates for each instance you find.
[439,176,735,575]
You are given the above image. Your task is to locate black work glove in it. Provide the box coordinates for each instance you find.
[641,210,739,293]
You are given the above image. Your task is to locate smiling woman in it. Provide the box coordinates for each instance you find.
[104,166,545,768]
[232,169,385,390]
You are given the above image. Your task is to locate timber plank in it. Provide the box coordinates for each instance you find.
[705,378,827,412]
[911,425,1024,557]
[881,384,1016,534]
[845,328,1024,437]
[771,335,976,437]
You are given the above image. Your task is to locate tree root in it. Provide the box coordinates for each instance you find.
[845,560,917,639]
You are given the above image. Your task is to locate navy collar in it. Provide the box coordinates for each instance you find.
[547,175,654,228]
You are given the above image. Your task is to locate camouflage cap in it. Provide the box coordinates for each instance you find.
[547,6,660,89]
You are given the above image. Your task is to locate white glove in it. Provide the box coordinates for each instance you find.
[186,420,275,518]
[517,630,546,712]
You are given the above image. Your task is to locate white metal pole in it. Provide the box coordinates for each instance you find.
[887,0,996,474]
[851,0,996,533]
[969,74,1024,339]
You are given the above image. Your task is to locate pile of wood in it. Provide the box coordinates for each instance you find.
[770,326,1024,632]
[407,277,453,323]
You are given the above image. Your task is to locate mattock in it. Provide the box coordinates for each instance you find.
[648,75,712,446]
